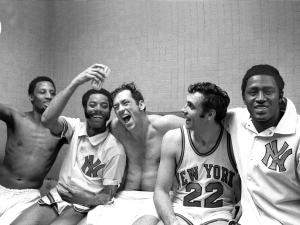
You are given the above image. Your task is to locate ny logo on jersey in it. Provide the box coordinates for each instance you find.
[81,155,105,177]
[261,140,292,172]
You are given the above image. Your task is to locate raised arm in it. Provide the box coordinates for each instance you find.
[41,64,105,134]
[0,103,16,125]
[154,129,183,225]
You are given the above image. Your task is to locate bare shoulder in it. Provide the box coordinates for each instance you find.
[163,128,182,143]
[0,103,25,124]
[148,114,185,133]
[108,118,126,138]
[161,128,183,155]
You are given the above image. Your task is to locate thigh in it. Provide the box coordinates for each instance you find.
[203,220,228,225]
[77,216,87,225]
[11,203,57,225]
[51,207,86,225]
[132,215,159,225]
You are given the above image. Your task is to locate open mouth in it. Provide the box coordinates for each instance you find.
[122,115,131,124]
[92,114,103,120]
[254,106,268,110]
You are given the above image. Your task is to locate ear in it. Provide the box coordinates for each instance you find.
[139,100,146,111]
[29,94,33,102]
[279,91,284,101]
[208,109,216,121]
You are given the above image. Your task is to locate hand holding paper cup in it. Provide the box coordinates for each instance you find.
[91,64,111,90]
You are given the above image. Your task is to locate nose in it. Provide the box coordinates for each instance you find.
[181,104,187,114]
[94,104,102,111]
[45,91,52,99]
[118,104,125,113]
[256,91,266,102]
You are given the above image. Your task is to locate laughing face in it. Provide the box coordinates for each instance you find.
[181,92,207,130]
[113,90,144,130]
[30,81,56,114]
[86,93,110,130]
[244,75,281,129]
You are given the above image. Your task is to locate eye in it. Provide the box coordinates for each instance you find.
[248,90,257,96]
[50,91,56,96]
[113,105,119,111]
[187,103,194,109]
[89,102,97,108]
[101,103,109,109]
[265,90,273,95]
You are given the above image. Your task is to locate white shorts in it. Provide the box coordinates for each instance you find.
[87,191,158,225]
[38,188,91,214]
[0,184,40,225]
[173,203,233,225]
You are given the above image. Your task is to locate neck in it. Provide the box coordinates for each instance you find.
[253,110,283,133]
[86,125,107,137]
[129,113,149,140]
[29,110,43,123]
[192,122,221,146]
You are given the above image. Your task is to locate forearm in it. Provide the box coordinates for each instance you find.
[42,80,79,128]
[154,189,177,225]
[86,192,113,207]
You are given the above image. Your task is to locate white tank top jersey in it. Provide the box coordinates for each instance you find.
[173,126,238,210]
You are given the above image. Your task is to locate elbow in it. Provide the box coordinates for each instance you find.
[41,114,52,129]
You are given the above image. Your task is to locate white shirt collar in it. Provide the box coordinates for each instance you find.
[242,98,297,135]
[78,122,109,146]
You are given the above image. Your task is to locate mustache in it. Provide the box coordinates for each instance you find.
[84,109,111,121]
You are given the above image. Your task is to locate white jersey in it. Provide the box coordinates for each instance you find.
[224,98,300,225]
[173,126,237,210]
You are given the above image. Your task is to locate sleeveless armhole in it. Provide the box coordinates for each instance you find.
[227,132,238,173]
[175,127,185,172]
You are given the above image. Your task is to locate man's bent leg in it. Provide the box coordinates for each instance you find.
[51,207,86,225]
[0,185,40,225]
[11,203,57,225]
[132,215,159,225]
[77,216,87,225]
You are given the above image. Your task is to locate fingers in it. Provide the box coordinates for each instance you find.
[88,66,106,82]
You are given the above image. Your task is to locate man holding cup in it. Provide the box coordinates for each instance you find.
[12,64,126,225]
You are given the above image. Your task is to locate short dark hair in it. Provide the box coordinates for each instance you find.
[28,76,56,96]
[111,82,145,111]
[241,64,285,100]
[82,88,112,119]
[188,82,230,123]
[82,88,112,109]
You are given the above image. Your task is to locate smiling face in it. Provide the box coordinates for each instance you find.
[181,92,208,130]
[30,81,56,114]
[113,90,145,130]
[244,75,282,130]
[85,93,110,131]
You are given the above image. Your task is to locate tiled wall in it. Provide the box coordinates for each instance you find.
[52,0,300,116]
[1,0,300,179]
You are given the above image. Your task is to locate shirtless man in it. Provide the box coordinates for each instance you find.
[84,82,185,225]
[0,76,65,225]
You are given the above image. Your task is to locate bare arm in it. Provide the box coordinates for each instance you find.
[154,129,183,225]
[57,182,117,207]
[41,64,105,134]
[153,114,185,134]
[0,103,15,125]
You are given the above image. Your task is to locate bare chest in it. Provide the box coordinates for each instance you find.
[120,133,163,167]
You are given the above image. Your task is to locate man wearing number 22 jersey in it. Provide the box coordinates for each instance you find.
[154,82,240,225]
